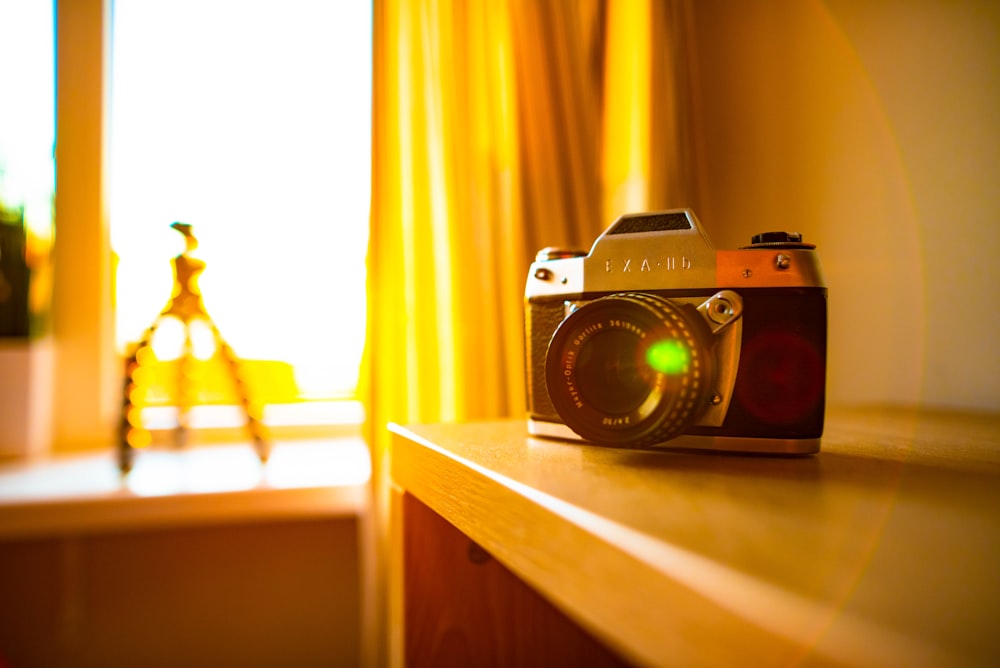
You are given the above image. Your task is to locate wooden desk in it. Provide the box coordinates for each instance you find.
[389,407,1000,667]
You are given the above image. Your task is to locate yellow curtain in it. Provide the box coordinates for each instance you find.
[365,0,603,440]
[364,0,698,441]
[362,0,697,656]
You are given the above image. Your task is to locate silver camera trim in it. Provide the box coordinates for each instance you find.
[527,419,821,454]
[525,209,825,299]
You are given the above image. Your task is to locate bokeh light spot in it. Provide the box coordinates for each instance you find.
[646,339,689,374]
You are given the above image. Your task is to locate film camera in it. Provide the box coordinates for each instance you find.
[525,209,827,454]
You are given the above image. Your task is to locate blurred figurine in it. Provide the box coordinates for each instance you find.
[119,222,269,474]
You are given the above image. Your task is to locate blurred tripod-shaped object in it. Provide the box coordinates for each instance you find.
[119,222,269,474]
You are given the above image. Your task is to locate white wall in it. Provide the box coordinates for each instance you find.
[690,0,999,411]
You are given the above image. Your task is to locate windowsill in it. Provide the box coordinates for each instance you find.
[0,436,370,540]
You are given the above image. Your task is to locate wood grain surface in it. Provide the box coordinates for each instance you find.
[390,406,1000,667]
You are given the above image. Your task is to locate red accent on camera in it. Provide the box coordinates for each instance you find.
[738,330,824,426]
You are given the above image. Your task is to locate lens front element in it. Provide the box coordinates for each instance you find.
[545,293,714,447]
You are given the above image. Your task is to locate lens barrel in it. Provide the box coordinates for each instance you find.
[544,293,715,447]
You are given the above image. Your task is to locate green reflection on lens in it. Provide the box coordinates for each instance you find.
[646,339,689,374]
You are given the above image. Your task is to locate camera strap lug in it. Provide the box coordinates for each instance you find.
[697,290,743,334]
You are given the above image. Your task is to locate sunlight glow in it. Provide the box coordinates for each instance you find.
[124,439,371,497]
[111,0,372,400]
[0,0,55,338]
[0,1,54,235]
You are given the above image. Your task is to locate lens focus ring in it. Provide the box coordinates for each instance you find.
[544,293,714,447]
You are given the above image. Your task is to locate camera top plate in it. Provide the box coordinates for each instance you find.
[526,209,825,298]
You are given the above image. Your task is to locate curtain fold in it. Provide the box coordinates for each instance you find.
[365,0,620,449]
[365,0,698,441]
[362,0,697,659]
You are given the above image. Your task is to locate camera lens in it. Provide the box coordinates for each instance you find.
[573,328,651,415]
[544,293,714,447]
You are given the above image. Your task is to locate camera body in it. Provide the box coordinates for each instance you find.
[525,209,827,454]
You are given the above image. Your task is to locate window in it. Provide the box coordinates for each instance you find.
[110,0,371,430]
[0,0,55,338]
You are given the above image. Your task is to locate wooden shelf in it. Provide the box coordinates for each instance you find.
[390,406,1000,667]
